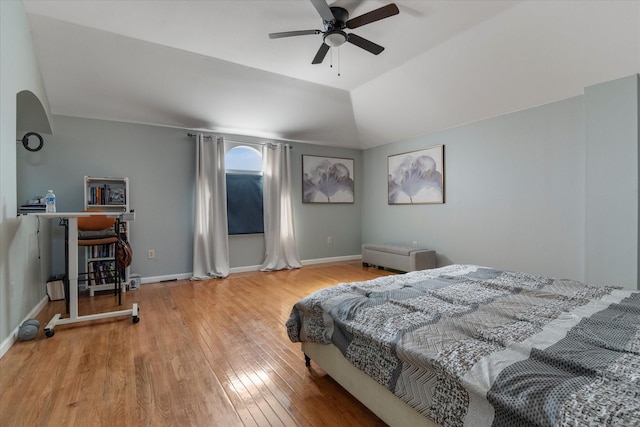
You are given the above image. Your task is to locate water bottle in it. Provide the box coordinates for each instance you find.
[45,190,56,213]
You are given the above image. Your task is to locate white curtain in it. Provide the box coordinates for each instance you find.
[192,134,229,279]
[261,143,302,271]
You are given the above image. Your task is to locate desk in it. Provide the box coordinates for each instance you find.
[31,212,139,336]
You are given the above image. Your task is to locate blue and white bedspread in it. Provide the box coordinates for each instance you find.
[286,265,640,427]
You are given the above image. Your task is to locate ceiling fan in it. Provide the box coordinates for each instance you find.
[268,0,399,65]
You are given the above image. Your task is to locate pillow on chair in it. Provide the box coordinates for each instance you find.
[78,229,117,239]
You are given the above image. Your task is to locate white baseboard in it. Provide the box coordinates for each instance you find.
[139,255,363,283]
[140,272,192,284]
[0,296,49,359]
[225,255,363,274]
[229,264,262,273]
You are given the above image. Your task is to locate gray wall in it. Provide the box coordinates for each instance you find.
[362,96,586,281]
[584,75,639,288]
[18,117,195,280]
[17,115,363,280]
[17,76,638,289]
[362,75,639,290]
[1,1,53,348]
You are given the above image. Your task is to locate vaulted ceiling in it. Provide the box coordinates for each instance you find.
[23,1,640,149]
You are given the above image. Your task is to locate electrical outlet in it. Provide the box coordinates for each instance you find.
[327,236,333,245]
[148,249,155,259]
[412,241,418,248]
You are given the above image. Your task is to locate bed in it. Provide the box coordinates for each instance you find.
[286,265,640,427]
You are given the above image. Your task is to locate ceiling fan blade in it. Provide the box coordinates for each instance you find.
[309,0,335,22]
[269,29,321,39]
[346,3,399,29]
[312,43,330,64]
[347,33,384,55]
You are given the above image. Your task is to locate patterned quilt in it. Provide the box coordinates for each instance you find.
[286,265,640,427]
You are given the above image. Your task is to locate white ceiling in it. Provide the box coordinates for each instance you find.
[23,0,640,149]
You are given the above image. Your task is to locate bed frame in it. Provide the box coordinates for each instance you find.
[302,342,439,427]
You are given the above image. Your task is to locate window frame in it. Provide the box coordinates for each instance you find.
[224,142,264,236]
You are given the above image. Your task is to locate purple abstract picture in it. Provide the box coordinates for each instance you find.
[388,145,444,204]
[303,155,354,203]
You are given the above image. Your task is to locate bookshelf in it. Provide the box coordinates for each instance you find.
[84,176,128,211]
[83,176,130,295]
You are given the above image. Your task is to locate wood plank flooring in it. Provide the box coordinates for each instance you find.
[0,261,394,426]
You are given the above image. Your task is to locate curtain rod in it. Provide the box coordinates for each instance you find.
[187,132,213,140]
[188,133,292,149]
[231,140,293,150]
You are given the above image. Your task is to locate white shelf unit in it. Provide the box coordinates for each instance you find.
[83,176,130,296]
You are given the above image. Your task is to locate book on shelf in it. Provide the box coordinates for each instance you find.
[88,261,96,286]
[89,243,115,259]
[88,260,117,286]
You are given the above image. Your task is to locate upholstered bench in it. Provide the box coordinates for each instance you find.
[362,244,436,272]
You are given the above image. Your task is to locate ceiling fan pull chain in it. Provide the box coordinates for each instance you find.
[337,49,341,77]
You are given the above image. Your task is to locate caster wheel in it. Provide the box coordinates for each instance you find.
[132,316,140,324]
[45,329,54,338]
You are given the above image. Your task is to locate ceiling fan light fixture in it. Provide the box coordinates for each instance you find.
[324,30,347,47]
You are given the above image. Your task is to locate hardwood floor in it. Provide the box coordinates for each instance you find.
[0,261,394,426]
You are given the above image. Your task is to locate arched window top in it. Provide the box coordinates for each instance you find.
[225,145,262,173]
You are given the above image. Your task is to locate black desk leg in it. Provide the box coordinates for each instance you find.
[62,218,70,315]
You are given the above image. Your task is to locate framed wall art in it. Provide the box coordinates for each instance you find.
[388,145,444,204]
[302,155,354,203]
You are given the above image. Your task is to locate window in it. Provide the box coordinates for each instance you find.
[225,145,264,235]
